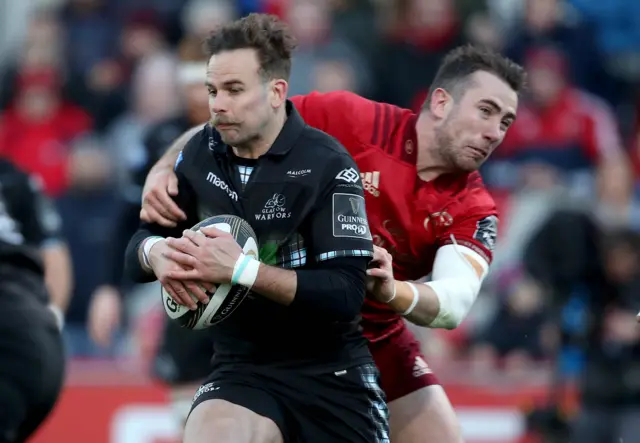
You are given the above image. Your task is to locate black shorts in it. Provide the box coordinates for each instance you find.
[0,284,65,443]
[152,319,214,385]
[190,362,390,443]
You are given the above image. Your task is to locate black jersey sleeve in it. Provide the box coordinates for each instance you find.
[124,134,202,283]
[307,151,374,264]
[10,171,62,248]
[23,176,63,247]
[288,148,373,321]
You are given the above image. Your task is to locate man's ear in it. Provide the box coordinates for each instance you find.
[429,88,452,120]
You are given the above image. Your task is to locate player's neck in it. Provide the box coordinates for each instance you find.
[415,115,451,182]
[232,109,287,159]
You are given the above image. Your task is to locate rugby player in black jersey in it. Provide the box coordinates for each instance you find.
[0,159,70,442]
[125,13,389,443]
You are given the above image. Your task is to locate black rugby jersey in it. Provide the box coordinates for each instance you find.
[0,160,62,301]
[126,101,375,366]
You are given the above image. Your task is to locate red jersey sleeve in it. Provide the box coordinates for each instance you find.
[290,91,378,157]
[437,174,499,264]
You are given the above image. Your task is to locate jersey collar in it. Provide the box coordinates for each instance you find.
[208,100,304,158]
[267,100,305,156]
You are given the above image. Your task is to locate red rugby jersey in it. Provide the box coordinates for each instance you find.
[292,91,498,342]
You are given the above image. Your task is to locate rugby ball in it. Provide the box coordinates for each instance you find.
[161,214,259,329]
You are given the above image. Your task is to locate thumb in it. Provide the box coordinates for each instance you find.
[167,172,179,196]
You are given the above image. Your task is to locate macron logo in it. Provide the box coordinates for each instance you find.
[206,172,238,201]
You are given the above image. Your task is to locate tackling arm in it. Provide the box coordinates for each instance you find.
[387,244,489,329]
[154,124,205,170]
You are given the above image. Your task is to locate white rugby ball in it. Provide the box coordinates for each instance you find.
[161,214,259,329]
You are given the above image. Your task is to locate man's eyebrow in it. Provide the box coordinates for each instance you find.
[205,80,244,88]
[480,98,516,121]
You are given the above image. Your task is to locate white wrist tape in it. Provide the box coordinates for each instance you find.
[48,304,64,330]
[231,253,260,290]
[401,282,419,316]
[142,236,164,268]
[384,282,397,303]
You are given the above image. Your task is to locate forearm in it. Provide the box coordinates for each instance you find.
[386,245,487,329]
[247,258,366,322]
[388,277,479,330]
[42,244,73,311]
[387,281,440,327]
[250,264,297,305]
[156,125,204,169]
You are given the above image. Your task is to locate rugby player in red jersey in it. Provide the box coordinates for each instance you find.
[138,45,525,442]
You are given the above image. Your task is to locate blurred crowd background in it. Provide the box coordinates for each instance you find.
[2,0,640,440]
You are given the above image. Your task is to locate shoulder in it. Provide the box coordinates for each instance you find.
[291,90,373,115]
[438,172,497,216]
[179,124,217,163]
[291,91,394,149]
[298,124,356,167]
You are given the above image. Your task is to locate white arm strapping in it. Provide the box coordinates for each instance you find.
[423,240,489,329]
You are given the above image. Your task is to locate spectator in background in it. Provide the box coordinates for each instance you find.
[103,51,181,186]
[470,275,552,378]
[57,137,123,357]
[76,9,169,131]
[567,0,640,111]
[286,0,372,96]
[0,67,92,197]
[89,48,209,354]
[58,0,124,132]
[504,0,611,104]
[594,152,640,231]
[0,8,65,110]
[179,0,237,48]
[60,0,119,80]
[375,0,465,109]
[485,46,629,198]
[630,109,640,199]
[527,217,640,442]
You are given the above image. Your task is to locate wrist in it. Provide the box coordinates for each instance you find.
[231,253,260,290]
[387,281,416,314]
[142,236,165,270]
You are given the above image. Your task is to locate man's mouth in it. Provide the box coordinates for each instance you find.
[466,146,488,158]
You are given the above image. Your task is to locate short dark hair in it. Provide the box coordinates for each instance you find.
[204,13,297,81]
[426,45,526,104]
